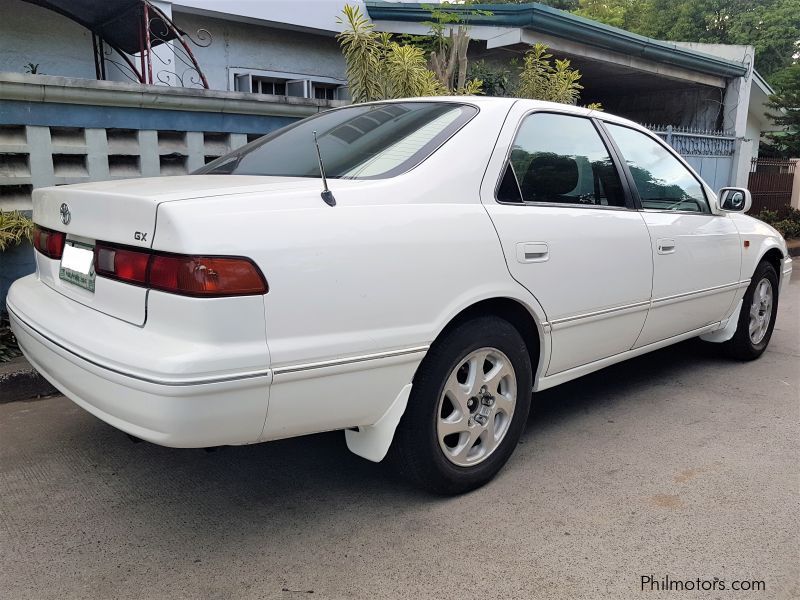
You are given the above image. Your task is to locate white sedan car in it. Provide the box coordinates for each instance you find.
[8,97,792,494]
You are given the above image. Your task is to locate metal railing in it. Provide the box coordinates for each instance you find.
[748,158,796,214]
[643,124,736,157]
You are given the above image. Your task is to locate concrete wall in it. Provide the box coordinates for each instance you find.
[171,11,347,92]
[0,73,345,308]
[0,0,347,92]
[746,113,762,160]
[0,72,345,209]
[601,87,722,130]
[0,0,96,80]
[0,0,136,84]
[173,0,356,34]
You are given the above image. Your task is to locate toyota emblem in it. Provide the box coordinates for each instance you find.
[59,203,71,225]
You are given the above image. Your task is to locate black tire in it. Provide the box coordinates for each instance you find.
[724,260,779,361]
[390,316,533,495]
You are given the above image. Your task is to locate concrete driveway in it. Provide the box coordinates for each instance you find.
[1,266,798,600]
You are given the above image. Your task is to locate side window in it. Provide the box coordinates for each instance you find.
[606,123,710,214]
[498,113,626,207]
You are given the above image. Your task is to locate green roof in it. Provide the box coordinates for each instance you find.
[365,1,748,79]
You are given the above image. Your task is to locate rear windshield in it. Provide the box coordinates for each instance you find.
[195,102,477,180]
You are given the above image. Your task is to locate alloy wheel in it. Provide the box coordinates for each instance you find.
[436,347,517,467]
[748,277,774,344]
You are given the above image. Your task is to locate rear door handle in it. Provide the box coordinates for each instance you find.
[516,242,549,263]
[657,238,676,254]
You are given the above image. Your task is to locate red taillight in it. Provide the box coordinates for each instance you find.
[94,243,268,297]
[95,244,149,286]
[149,255,267,297]
[32,225,66,259]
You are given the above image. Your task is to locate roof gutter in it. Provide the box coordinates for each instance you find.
[365,1,748,79]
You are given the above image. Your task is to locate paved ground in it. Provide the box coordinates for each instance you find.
[1,268,798,600]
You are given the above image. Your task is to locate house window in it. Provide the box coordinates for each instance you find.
[231,69,346,101]
[253,78,287,96]
[313,84,337,100]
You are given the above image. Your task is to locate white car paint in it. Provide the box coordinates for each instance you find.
[7,97,791,464]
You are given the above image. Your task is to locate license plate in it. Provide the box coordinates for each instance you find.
[59,241,96,292]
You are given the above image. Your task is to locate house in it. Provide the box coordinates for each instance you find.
[366,1,776,192]
[0,0,356,303]
[0,0,776,203]
[0,0,781,304]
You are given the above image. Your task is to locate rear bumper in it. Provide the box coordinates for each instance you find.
[7,276,270,447]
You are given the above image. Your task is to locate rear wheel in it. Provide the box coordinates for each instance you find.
[724,261,779,360]
[391,316,532,495]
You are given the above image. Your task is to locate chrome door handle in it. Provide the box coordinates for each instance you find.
[657,238,676,254]
[516,242,549,263]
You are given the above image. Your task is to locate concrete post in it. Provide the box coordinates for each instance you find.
[186,131,205,172]
[230,133,248,150]
[26,126,55,189]
[790,159,800,210]
[722,47,755,188]
[85,129,110,181]
[138,130,160,177]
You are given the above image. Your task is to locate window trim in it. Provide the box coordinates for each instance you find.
[597,120,713,216]
[493,109,637,211]
[228,67,348,100]
[194,100,481,180]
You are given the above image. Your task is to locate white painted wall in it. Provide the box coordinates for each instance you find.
[0,0,96,80]
[671,41,754,66]
[172,0,432,33]
[0,0,347,91]
[173,0,360,34]
[746,113,762,160]
[0,0,166,84]
[171,10,347,92]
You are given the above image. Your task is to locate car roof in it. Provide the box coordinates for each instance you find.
[371,95,650,134]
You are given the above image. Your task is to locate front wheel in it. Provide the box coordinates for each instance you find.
[724,261,779,360]
[390,316,533,495]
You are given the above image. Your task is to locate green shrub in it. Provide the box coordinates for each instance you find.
[753,206,800,239]
[0,210,34,251]
[772,218,800,239]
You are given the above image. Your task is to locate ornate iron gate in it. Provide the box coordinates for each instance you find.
[747,158,796,214]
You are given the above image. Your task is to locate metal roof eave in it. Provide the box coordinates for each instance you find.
[365,1,748,80]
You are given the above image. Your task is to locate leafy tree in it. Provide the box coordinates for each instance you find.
[337,4,480,101]
[515,43,585,104]
[479,0,579,10]
[573,0,800,79]
[416,4,491,93]
[429,24,471,92]
[763,63,800,158]
[468,59,513,96]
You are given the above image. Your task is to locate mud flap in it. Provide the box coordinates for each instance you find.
[345,383,412,462]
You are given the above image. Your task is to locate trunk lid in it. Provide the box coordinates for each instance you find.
[31,175,341,325]
[33,175,319,246]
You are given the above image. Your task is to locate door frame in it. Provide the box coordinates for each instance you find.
[592,118,722,216]
[479,106,656,375]
[490,108,640,211]
[594,118,744,345]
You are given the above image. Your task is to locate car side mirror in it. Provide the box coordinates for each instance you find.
[718,187,752,213]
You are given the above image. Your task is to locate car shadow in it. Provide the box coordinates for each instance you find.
[526,337,729,433]
[48,337,738,552]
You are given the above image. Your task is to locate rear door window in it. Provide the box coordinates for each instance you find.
[498,112,627,208]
